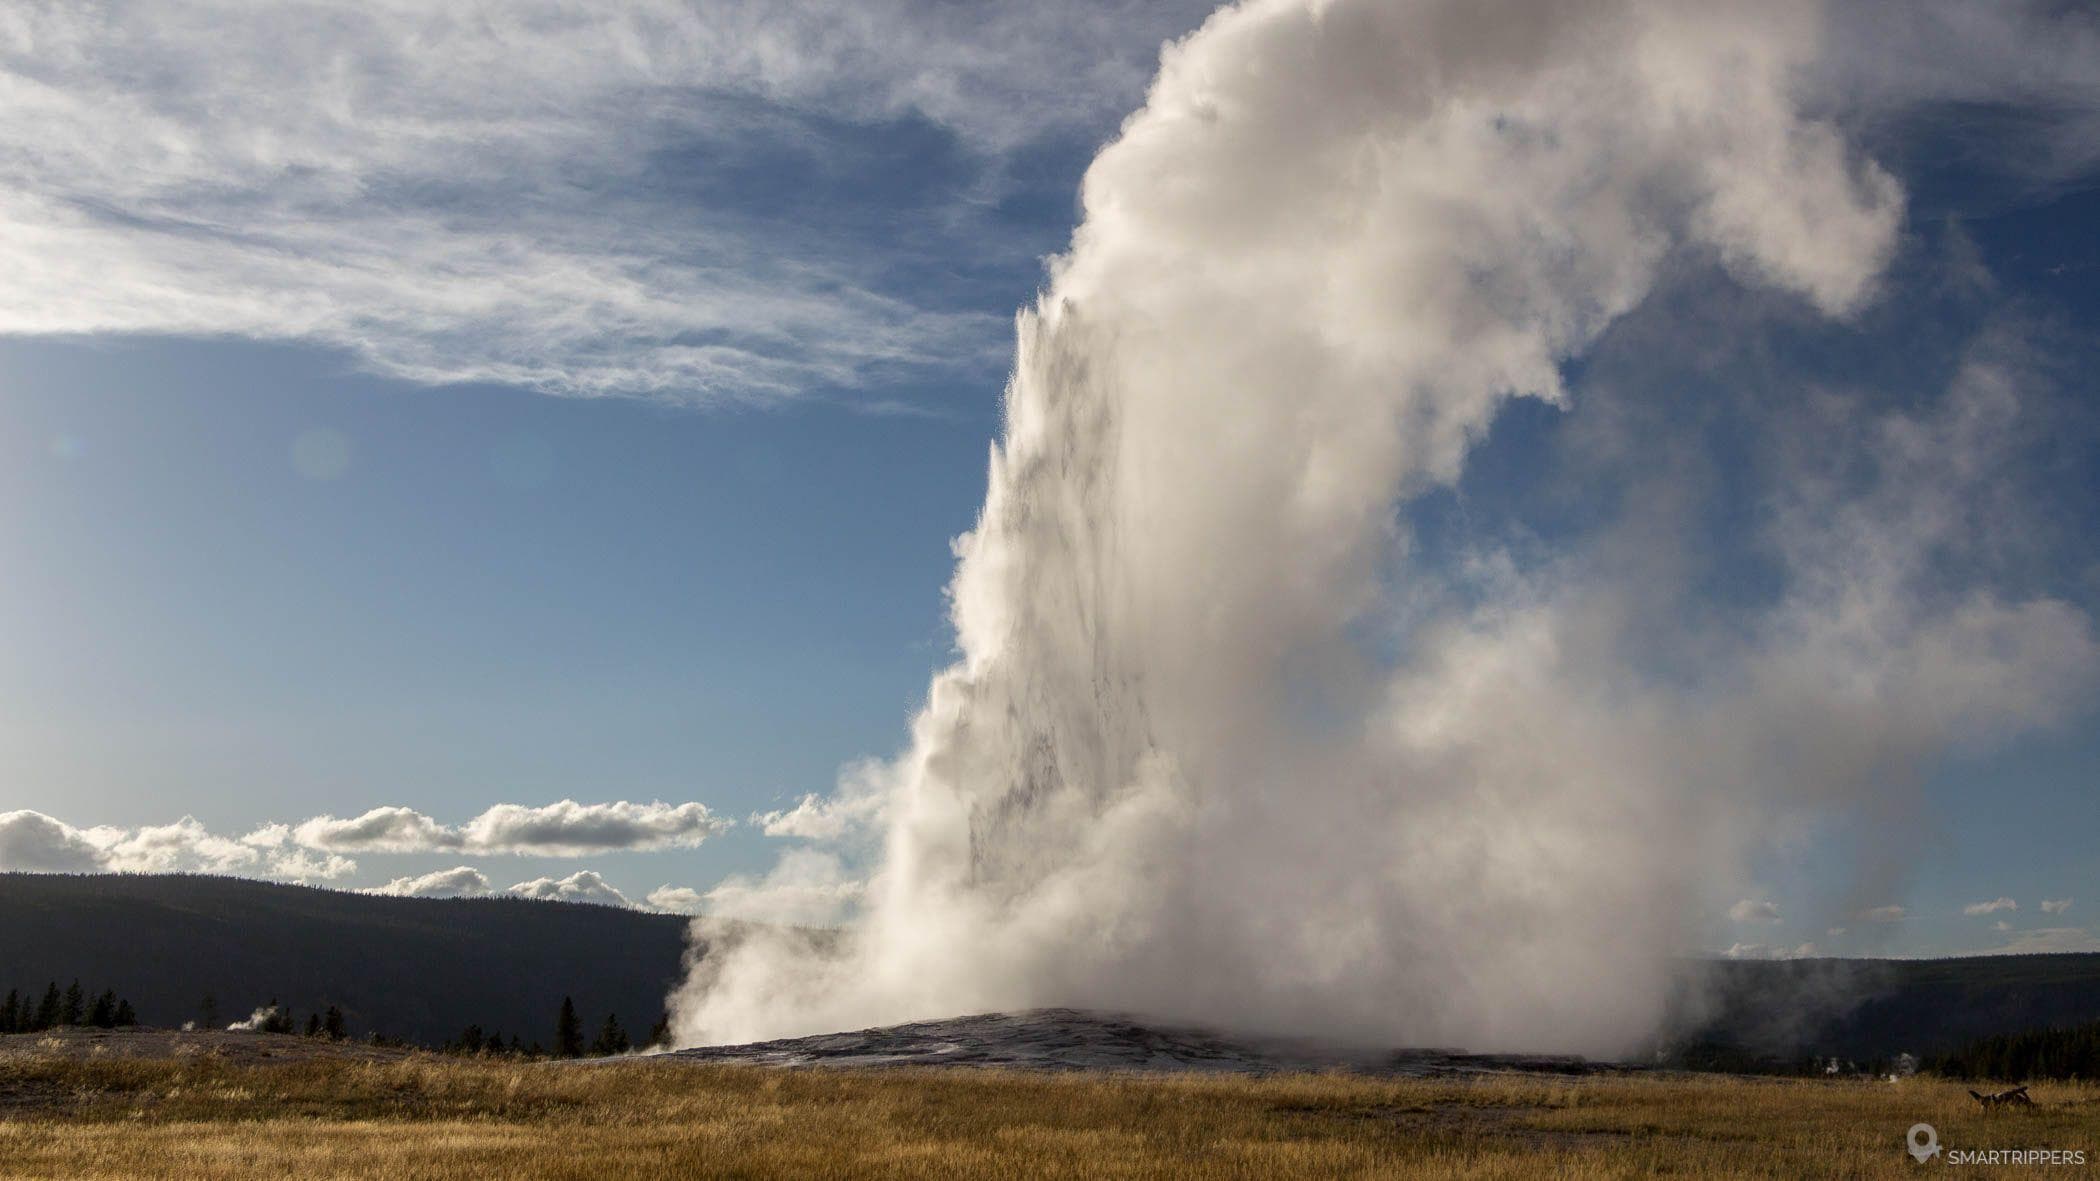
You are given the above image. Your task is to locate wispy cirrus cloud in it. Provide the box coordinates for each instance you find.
[0,1,1212,403]
[1982,926,2100,955]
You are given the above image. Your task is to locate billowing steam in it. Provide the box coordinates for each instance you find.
[226,1005,282,1033]
[671,0,2094,1055]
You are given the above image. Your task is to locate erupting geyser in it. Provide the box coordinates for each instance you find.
[672,0,2093,1055]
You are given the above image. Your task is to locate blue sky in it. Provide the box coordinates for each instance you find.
[0,1,2095,956]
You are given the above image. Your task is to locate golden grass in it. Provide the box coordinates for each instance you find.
[0,1052,2093,1179]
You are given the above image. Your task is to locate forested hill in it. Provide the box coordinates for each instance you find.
[0,873,690,1046]
[4,872,2097,1066]
[1669,953,2100,1070]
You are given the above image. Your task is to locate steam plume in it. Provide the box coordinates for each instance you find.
[672,0,2094,1054]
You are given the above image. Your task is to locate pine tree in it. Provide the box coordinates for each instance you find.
[87,990,116,1028]
[114,999,137,1027]
[200,994,220,1028]
[259,1001,295,1035]
[556,996,583,1058]
[304,1012,323,1038]
[34,982,61,1031]
[648,1013,671,1048]
[0,989,18,1034]
[323,1005,345,1041]
[590,1013,629,1056]
[61,980,84,1027]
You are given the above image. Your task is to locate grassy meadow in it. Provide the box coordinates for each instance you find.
[0,1048,2094,1179]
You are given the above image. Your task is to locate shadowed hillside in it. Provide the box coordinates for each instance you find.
[1666,954,2100,1071]
[3,873,2096,1065]
[0,873,691,1046]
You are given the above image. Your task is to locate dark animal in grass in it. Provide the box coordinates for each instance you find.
[1968,1085,2036,1112]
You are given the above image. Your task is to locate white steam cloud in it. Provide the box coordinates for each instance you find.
[671,0,2097,1055]
[226,1006,282,1033]
[678,850,865,928]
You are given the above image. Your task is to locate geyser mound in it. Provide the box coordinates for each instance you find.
[655,1009,1602,1077]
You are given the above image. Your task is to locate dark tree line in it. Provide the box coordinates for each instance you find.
[235,999,347,1040]
[441,997,668,1059]
[1926,1019,2100,1082]
[0,980,138,1033]
[6,979,670,1061]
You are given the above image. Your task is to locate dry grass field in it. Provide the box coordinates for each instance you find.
[0,1040,2093,1179]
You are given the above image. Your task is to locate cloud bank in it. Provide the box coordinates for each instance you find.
[0,810,354,881]
[671,0,2099,1055]
[0,802,727,905]
[292,800,730,856]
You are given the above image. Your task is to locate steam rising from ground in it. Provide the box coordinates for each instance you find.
[672,0,2095,1055]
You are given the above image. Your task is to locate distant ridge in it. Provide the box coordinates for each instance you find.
[1,872,2095,1067]
[0,872,689,1045]
[1667,953,2100,1069]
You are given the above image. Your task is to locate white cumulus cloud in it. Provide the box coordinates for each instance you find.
[0,810,355,880]
[291,807,454,855]
[2041,898,2073,915]
[1963,897,2017,916]
[0,810,110,873]
[506,870,633,909]
[292,800,729,856]
[365,866,493,899]
[1728,899,1782,925]
[1724,942,1819,960]
[645,885,707,915]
